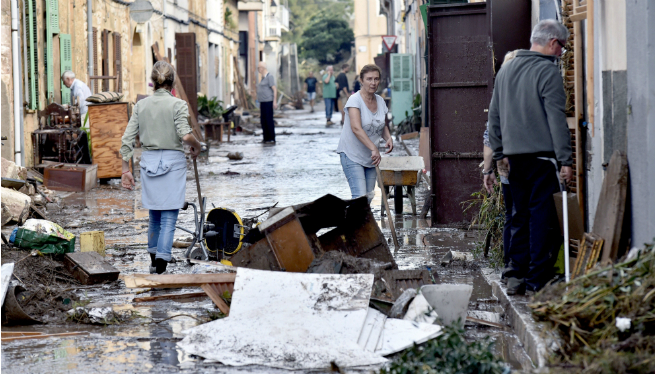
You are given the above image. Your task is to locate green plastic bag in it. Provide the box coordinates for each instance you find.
[13,219,76,255]
[554,243,565,275]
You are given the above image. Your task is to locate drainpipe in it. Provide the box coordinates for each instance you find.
[163,0,167,52]
[88,0,94,94]
[11,0,23,165]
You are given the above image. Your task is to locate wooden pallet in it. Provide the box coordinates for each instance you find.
[571,233,604,278]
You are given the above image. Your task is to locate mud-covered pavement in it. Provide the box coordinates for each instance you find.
[1,103,532,373]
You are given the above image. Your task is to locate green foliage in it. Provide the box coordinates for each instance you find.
[462,184,505,269]
[300,15,354,63]
[198,95,224,118]
[283,0,353,46]
[381,321,506,374]
[224,7,236,30]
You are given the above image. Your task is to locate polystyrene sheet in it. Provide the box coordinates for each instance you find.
[178,268,387,369]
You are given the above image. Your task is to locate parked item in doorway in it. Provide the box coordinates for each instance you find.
[13,219,75,255]
[85,91,124,103]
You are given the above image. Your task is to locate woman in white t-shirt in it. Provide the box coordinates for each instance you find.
[336,64,393,202]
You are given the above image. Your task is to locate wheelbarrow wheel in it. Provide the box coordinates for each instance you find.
[394,185,403,214]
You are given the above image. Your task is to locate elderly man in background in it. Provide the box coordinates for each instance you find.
[61,71,92,128]
[488,19,573,295]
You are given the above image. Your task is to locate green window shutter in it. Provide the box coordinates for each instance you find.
[60,34,72,104]
[45,0,60,103]
[48,0,60,34]
[27,0,38,109]
[390,54,414,125]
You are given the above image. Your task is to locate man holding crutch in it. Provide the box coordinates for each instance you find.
[488,19,573,295]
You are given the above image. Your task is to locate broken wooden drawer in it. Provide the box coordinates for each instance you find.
[64,252,120,285]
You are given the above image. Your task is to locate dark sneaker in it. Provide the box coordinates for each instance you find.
[149,266,157,274]
[506,277,526,295]
[155,258,168,274]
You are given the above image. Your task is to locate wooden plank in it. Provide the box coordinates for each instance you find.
[1,332,45,337]
[64,252,120,285]
[264,218,316,272]
[592,150,628,264]
[151,42,204,142]
[569,12,587,22]
[87,102,130,179]
[1,332,87,342]
[53,35,61,103]
[572,232,604,278]
[400,131,419,140]
[121,273,236,288]
[201,283,231,315]
[133,291,207,302]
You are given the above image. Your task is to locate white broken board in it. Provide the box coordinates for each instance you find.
[1,263,15,307]
[358,308,387,352]
[178,268,387,369]
[403,293,439,324]
[377,318,442,356]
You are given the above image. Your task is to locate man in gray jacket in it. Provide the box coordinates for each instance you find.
[488,19,573,295]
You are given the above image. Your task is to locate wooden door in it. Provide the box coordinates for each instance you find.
[175,33,198,118]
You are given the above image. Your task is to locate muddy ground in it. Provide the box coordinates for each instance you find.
[1,102,531,373]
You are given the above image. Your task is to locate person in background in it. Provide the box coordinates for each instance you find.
[120,61,202,274]
[482,50,519,283]
[304,72,318,113]
[61,71,92,128]
[257,62,278,144]
[323,66,337,125]
[336,64,393,203]
[488,20,573,295]
[353,76,361,93]
[335,64,350,125]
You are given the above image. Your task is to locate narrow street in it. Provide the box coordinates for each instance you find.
[1,103,530,373]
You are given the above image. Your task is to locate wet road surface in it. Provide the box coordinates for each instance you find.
[1,103,532,373]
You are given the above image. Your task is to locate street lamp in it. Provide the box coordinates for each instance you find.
[270,0,277,16]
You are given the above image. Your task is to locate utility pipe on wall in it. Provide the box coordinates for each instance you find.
[11,0,23,165]
[88,0,94,94]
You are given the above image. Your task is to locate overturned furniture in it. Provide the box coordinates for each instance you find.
[32,102,91,166]
[230,195,396,272]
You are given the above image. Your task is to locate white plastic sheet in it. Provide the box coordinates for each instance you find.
[178,268,387,369]
[1,262,15,307]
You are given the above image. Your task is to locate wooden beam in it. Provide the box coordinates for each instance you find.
[151,42,205,142]
[201,283,231,315]
[133,291,207,302]
[1,332,88,342]
[574,5,587,13]
[121,273,236,288]
[569,12,587,22]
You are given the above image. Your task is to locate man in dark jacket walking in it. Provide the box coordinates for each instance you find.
[488,19,573,295]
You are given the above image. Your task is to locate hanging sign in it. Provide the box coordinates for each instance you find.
[382,35,397,52]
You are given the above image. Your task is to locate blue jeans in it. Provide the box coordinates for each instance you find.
[324,98,335,120]
[148,209,180,262]
[340,153,377,203]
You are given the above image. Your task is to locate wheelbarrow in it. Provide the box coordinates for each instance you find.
[378,156,425,215]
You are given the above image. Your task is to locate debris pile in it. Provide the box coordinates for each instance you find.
[1,157,57,226]
[529,241,655,373]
